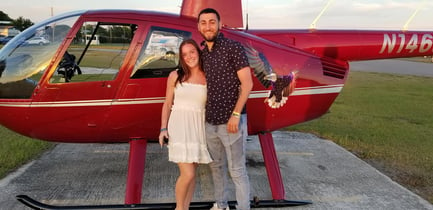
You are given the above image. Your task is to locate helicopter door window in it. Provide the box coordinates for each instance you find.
[51,22,137,83]
[131,26,191,79]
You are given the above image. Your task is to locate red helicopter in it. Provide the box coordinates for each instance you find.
[1,0,432,209]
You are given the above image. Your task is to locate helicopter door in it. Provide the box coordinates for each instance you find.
[30,20,139,142]
[104,26,192,140]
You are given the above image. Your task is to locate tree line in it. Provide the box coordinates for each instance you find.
[0,11,34,31]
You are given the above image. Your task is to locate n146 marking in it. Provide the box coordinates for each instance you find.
[380,33,433,54]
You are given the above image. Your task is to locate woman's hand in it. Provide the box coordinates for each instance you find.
[159,130,169,147]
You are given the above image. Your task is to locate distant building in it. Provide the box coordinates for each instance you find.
[84,34,100,45]
[0,21,20,37]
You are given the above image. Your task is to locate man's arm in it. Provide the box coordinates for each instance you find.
[227,66,253,133]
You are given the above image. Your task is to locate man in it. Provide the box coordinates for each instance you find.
[197,8,253,210]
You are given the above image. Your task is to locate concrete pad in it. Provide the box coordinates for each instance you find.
[0,131,432,209]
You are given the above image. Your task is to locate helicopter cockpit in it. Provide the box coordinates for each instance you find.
[0,11,83,98]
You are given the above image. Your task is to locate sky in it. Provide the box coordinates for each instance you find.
[2,0,433,31]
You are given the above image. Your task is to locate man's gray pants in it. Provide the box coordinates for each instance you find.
[205,114,250,210]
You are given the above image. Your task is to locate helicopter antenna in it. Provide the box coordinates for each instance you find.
[309,0,334,30]
[245,0,249,30]
[402,0,426,31]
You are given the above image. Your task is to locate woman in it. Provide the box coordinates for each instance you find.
[159,39,212,210]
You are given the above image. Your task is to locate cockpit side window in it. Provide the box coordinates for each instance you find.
[131,26,191,79]
[0,13,80,99]
[50,22,137,83]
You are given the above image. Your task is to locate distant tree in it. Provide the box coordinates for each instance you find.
[12,16,34,31]
[45,24,72,42]
[0,11,13,21]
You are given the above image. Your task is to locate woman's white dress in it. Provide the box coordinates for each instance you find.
[167,82,212,164]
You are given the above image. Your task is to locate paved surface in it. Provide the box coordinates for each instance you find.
[350,59,433,77]
[0,131,432,210]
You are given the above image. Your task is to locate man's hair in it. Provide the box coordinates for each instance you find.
[197,8,220,22]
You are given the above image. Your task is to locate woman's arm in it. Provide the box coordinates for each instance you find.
[159,71,178,146]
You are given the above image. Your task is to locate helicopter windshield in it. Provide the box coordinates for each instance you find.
[0,11,83,98]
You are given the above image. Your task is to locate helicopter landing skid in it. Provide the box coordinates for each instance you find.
[16,194,312,210]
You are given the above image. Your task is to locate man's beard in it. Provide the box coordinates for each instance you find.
[202,29,219,42]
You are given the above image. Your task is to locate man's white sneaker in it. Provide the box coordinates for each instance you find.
[210,202,229,210]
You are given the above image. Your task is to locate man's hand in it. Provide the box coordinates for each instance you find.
[227,116,240,133]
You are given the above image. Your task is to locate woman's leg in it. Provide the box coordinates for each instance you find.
[175,162,196,210]
[183,163,198,209]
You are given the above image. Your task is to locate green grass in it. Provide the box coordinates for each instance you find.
[287,71,433,203]
[68,49,125,69]
[0,126,53,178]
